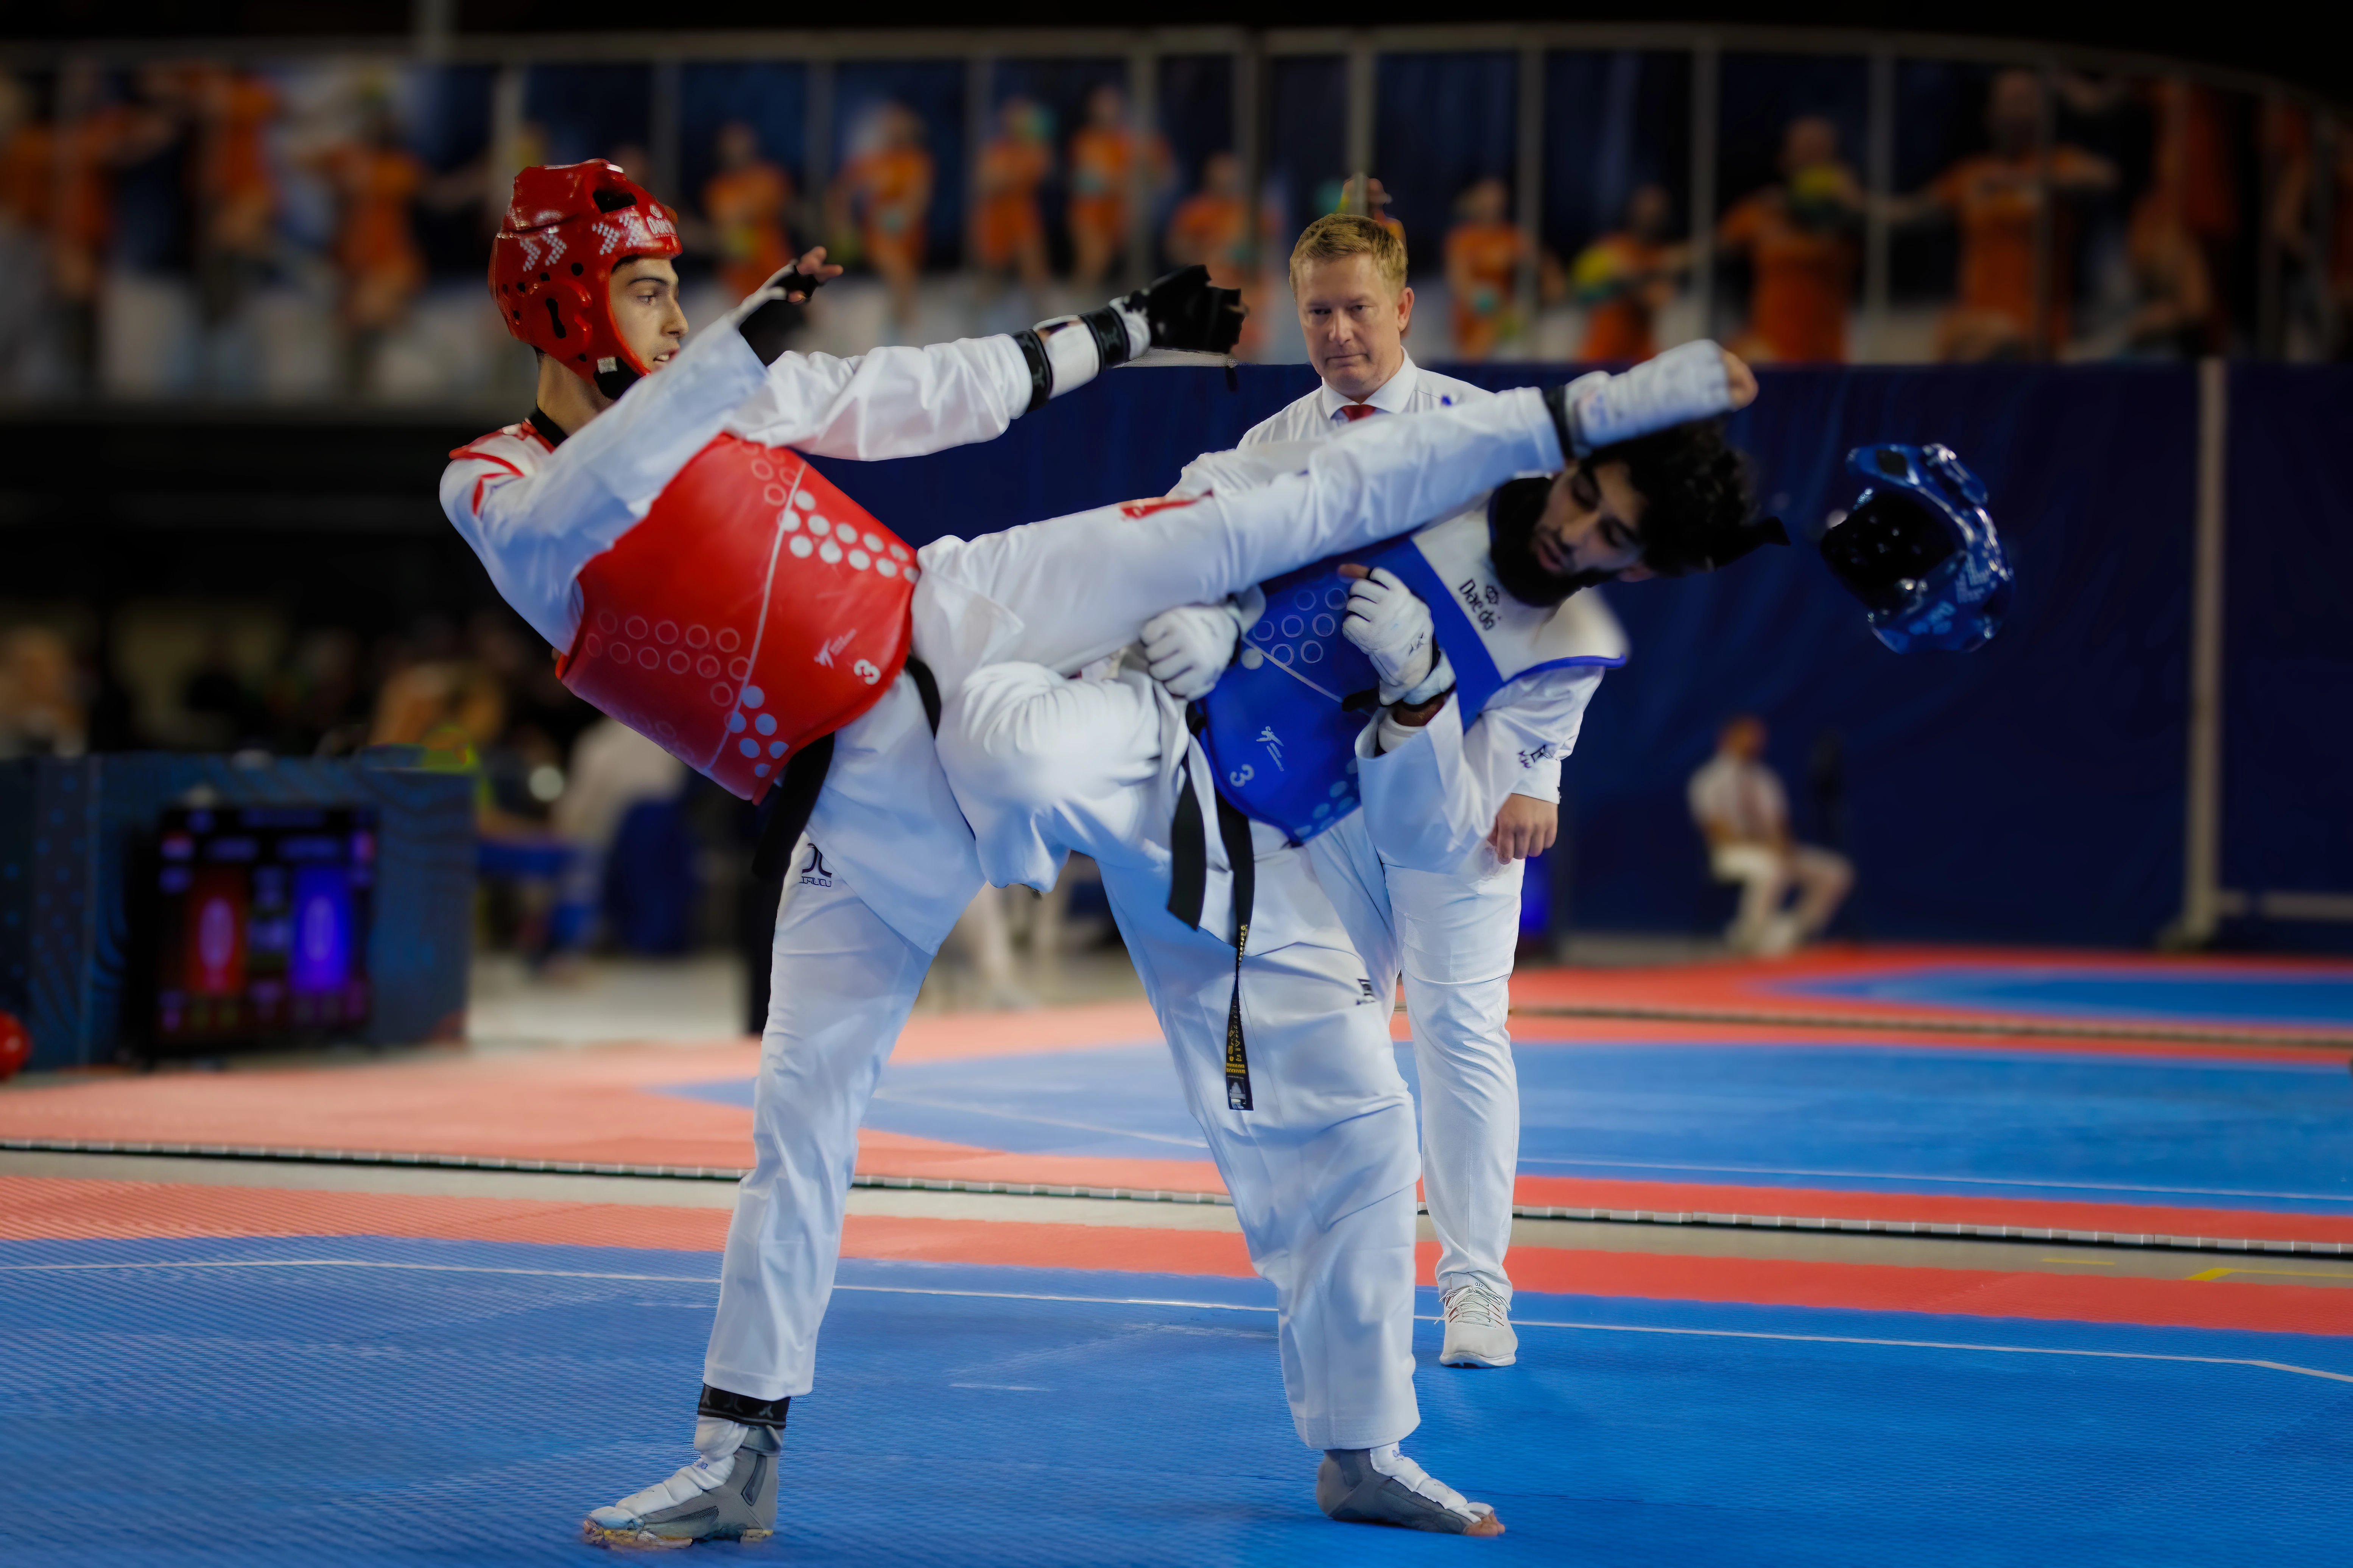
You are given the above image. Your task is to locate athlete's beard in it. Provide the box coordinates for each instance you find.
[1487,477,1615,607]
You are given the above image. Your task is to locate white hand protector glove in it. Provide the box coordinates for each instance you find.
[1342,568,1451,705]
[1141,595,1252,699]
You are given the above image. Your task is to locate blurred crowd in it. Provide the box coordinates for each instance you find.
[0,53,2342,400]
[1705,72,2351,364]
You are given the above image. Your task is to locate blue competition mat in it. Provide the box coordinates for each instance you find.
[1778,966,2353,1030]
[665,1039,2353,1213]
[3,1234,2348,1565]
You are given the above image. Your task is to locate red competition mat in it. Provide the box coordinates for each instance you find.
[7,985,2353,1252]
[1514,945,2353,1044]
[9,1174,2351,1339]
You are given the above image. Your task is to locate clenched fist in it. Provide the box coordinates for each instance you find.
[1338,565,1439,704]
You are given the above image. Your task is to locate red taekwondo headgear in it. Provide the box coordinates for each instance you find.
[491,160,682,398]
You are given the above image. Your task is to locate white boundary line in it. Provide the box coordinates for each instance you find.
[2,1256,2348,1386]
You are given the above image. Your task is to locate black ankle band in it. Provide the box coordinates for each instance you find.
[699,1385,790,1428]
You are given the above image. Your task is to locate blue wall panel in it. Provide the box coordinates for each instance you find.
[2219,366,2353,950]
[805,360,2226,947]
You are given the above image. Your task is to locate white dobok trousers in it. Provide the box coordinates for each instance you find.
[1311,815,1524,1304]
[704,846,931,1404]
[938,662,1422,1451]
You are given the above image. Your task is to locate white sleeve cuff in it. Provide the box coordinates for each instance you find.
[1036,316,1103,398]
[1375,708,1428,756]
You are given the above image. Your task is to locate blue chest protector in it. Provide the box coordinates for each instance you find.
[1199,505,1628,842]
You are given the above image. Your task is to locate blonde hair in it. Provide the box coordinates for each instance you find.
[1287,212,1408,296]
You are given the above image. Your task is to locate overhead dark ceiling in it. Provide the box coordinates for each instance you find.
[3,1,2345,104]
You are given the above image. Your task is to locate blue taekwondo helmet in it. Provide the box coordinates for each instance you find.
[1818,442,2014,653]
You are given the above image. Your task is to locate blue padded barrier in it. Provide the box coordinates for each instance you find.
[2220,366,2353,953]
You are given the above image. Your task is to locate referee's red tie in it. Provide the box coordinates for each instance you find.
[1338,402,1380,421]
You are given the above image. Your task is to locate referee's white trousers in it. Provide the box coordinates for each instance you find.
[1312,814,1525,1304]
[942,661,1424,1451]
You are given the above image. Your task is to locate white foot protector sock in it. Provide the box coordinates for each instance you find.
[1365,1445,1483,1520]
[1319,1442,1502,1534]
[594,1417,747,1523]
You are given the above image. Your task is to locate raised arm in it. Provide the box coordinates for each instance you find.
[725,336,1036,459]
[732,262,1246,461]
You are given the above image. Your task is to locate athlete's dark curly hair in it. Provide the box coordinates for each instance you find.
[1588,419,1764,577]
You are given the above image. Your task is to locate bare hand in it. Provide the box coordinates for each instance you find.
[1721,349,1758,411]
[1487,792,1558,863]
[781,245,844,301]
[1336,563,1370,580]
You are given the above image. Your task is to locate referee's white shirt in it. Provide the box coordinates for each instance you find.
[1239,353,1491,445]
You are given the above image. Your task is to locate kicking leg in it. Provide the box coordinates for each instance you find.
[912,389,1563,692]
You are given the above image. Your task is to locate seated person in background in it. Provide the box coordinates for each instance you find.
[1687,714,1851,956]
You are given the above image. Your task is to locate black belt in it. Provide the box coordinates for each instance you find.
[1166,709,1257,1112]
[750,655,940,881]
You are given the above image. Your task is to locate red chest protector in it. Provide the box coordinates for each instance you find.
[554,434,916,801]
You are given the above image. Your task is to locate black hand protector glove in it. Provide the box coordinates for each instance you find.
[1129,264,1246,356]
[737,264,829,367]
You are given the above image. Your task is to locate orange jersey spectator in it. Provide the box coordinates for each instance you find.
[1905,70,2115,359]
[0,116,53,233]
[195,70,278,255]
[1928,145,2112,352]
[833,103,933,327]
[1444,179,1528,361]
[1716,198,1855,362]
[1573,233,1674,361]
[1067,132,1132,264]
[324,137,427,325]
[840,140,931,277]
[50,101,157,301]
[703,123,795,302]
[1066,83,1166,285]
[1573,184,1686,361]
[2148,80,2236,247]
[1717,117,1862,363]
[971,100,1051,280]
[1165,152,1250,288]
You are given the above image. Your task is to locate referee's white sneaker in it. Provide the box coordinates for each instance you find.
[1439,1282,1518,1367]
